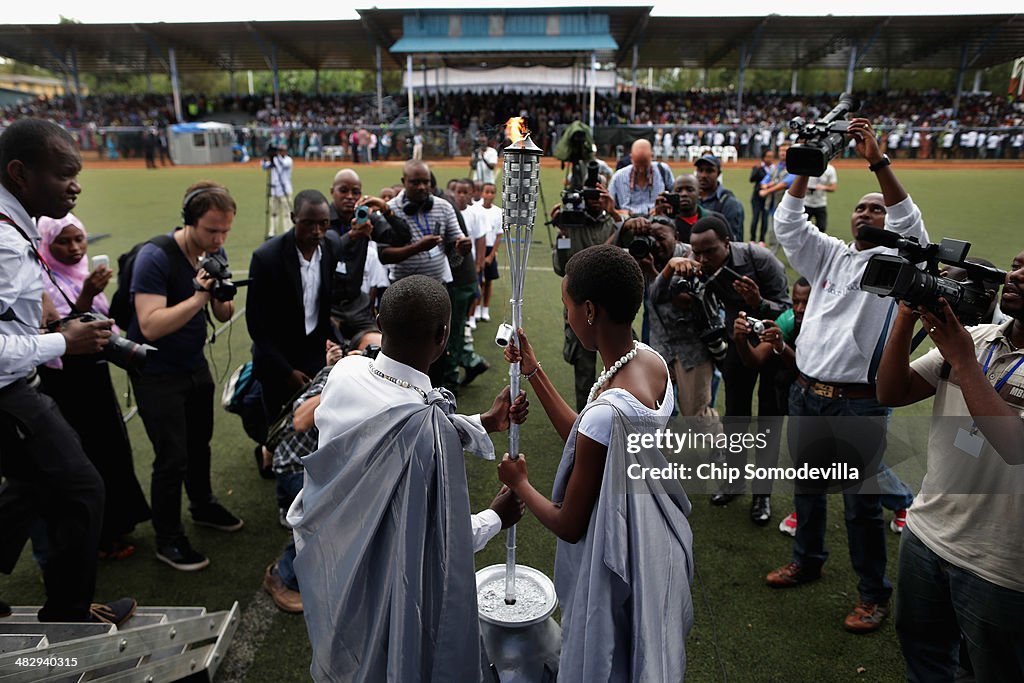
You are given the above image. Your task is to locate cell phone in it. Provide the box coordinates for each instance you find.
[91,254,109,270]
[711,265,743,288]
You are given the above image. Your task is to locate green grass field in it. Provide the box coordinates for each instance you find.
[4,160,1022,682]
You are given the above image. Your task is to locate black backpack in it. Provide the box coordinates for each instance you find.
[108,234,178,330]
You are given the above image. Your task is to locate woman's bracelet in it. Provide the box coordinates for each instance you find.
[523,363,542,381]
[772,340,786,355]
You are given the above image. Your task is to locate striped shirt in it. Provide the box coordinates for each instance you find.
[387,191,463,283]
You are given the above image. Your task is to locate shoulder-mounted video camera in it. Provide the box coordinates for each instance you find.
[553,160,601,229]
[858,226,1006,326]
[788,93,859,177]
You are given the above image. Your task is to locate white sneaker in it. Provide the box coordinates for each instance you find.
[467,317,477,330]
[464,325,474,342]
[480,308,491,322]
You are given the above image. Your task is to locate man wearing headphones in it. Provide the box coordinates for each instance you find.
[127,181,242,571]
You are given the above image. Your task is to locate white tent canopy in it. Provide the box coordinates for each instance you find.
[402,65,617,94]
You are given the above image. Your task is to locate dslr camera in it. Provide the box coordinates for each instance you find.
[669,275,729,364]
[788,93,859,177]
[858,226,1006,326]
[47,312,156,373]
[199,253,239,302]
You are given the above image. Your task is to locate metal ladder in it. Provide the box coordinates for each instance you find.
[0,603,239,682]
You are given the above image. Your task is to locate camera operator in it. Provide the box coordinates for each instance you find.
[694,154,745,243]
[765,117,924,634]
[608,139,673,216]
[552,183,619,410]
[128,181,242,572]
[470,134,498,185]
[326,169,411,345]
[876,255,1024,682]
[262,143,293,239]
[638,216,719,422]
[0,118,135,625]
[687,215,791,517]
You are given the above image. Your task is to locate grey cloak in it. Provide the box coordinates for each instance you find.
[552,393,695,682]
[290,399,486,683]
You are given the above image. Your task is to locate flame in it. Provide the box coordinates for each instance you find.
[505,117,528,146]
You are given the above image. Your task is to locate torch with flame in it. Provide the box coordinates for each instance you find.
[500,117,542,605]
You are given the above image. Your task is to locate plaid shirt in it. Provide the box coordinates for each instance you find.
[272,364,333,474]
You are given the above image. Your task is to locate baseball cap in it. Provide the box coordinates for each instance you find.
[694,153,721,170]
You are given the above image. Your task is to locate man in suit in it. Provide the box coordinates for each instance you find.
[247,189,339,421]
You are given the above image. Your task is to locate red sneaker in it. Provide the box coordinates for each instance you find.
[890,509,907,535]
[778,511,797,537]
[843,600,890,634]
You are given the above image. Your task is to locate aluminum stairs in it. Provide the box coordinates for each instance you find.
[0,603,238,682]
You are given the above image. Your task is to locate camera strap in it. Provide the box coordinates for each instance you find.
[0,211,81,318]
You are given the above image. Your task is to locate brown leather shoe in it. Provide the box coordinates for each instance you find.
[263,564,303,614]
[843,600,890,634]
[765,562,822,588]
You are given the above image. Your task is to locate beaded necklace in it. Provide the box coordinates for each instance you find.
[368,362,428,402]
[587,340,641,404]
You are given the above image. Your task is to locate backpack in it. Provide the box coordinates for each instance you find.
[108,234,178,330]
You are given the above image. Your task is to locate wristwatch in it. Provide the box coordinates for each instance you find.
[868,155,891,173]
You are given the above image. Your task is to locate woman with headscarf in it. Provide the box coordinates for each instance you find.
[37,213,150,560]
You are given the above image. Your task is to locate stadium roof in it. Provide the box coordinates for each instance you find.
[0,11,1020,76]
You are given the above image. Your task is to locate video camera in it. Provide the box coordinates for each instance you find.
[788,93,859,177]
[668,275,729,364]
[47,312,156,374]
[553,160,601,229]
[199,253,241,302]
[858,226,1006,326]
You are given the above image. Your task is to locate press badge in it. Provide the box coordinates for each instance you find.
[429,245,444,259]
[953,428,984,458]
[557,237,571,250]
[335,261,347,275]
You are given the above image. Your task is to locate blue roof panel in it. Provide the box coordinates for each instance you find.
[390,34,618,54]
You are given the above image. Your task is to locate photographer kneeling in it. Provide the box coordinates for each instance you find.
[128,181,243,571]
[877,259,1024,681]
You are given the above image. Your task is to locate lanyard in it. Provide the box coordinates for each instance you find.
[411,212,431,238]
[981,342,1024,393]
[0,211,79,315]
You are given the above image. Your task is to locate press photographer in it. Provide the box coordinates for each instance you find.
[686,215,790,516]
[653,174,726,244]
[766,115,924,634]
[0,118,135,625]
[876,252,1024,682]
[550,172,618,410]
[128,181,243,572]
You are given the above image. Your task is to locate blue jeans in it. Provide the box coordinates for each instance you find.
[275,471,303,592]
[788,383,893,604]
[897,528,1024,683]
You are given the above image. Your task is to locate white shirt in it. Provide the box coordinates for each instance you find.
[262,155,293,197]
[296,245,321,336]
[474,146,498,185]
[479,204,504,248]
[0,184,67,389]
[313,352,501,551]
[462,205,488,261]
[804,164,837,209]
[775,192,929,384]
[361,240,390,294]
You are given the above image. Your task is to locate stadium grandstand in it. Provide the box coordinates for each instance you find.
[1,9,1022,163]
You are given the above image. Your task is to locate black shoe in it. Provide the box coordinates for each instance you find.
[191,501,244,532]
[750,495,772,526]
[461,361,490,387]
[710,492,739,506]
[0,598,10,618]
[254,445,275,480]
[89,598,137,627]
[156,537,210,572]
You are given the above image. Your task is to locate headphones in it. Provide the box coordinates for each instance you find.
[402,194,434,216]
[181,186,229,227]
